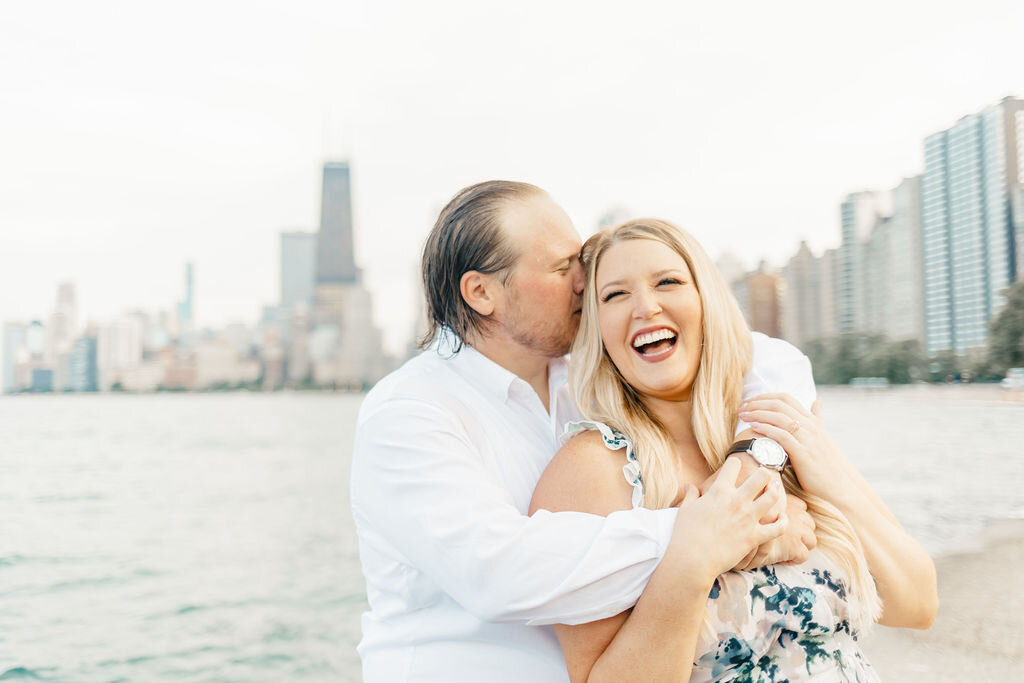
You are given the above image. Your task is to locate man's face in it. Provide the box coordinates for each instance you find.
[495,195,584,358]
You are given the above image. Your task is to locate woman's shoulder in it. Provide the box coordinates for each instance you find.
[529,427,635,516]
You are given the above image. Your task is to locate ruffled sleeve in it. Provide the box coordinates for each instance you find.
[563,420,645,509]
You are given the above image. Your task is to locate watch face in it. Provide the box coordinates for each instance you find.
[751,438,787,468]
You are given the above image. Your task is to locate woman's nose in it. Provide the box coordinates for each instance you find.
[632,289,661,319]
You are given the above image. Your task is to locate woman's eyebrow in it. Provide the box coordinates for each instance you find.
[650,268,685,279]
[599,268,689,292]
[598,278,626,291]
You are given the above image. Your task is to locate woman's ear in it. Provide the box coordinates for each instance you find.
[460,270,497,317]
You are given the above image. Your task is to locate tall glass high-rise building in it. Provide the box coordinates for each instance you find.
[781,245,837,350]
[922,97,1024,354]
[863,176,925,344]
[178,262,195,332]
[837,190,891,334]
[69,335,98,392]
[281,231,317,310]
[316,162,359,285]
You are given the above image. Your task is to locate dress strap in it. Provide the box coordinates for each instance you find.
[563,420,645,509]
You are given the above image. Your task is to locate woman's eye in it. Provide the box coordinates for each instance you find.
[601,290,625,303]
[658,278,682,287]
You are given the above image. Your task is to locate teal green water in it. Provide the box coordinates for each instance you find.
[0,393,366,682]
[1,386,1021,681]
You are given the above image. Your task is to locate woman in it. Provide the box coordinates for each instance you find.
[530,219,937,682]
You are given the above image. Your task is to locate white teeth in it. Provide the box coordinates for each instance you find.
[632,328,676,348]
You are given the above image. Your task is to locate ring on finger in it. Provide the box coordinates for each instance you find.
[788,419,800,434]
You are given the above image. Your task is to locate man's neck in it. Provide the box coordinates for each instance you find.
[468,335,553,413]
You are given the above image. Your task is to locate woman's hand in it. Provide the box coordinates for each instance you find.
[738,393,855,506]
[666,457,788,587]
[736,494,817,569]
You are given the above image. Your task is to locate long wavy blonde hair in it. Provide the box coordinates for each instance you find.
[570,218,880,632]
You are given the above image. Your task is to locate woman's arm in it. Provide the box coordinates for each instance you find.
[739,393,939,629]
[530,433,787,682]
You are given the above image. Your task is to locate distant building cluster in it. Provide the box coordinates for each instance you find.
[724,96,1024,359]
[2,161,395,394]
[8,96,1022,392]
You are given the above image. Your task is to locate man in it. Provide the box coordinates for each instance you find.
[351,181,817,681]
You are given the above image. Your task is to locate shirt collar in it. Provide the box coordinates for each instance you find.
[444,343,569,406]
[448,344,520,403]
[548,354,569,393]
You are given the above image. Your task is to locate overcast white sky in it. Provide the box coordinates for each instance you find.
[2,0,1022,354]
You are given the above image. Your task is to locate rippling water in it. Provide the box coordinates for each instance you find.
[2,386,1022,681]
[2,393,365,682]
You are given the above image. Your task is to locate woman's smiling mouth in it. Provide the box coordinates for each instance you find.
[630,327,678,361]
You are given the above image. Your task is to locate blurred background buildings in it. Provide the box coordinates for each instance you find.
[2,161,394,393]
[3,96,1023,393]
[726,96,1024,381]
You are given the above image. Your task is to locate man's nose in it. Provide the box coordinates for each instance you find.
[572,261,585,296]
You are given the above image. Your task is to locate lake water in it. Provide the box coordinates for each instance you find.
[2,386,1022,681]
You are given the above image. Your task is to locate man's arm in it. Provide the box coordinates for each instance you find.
[351,397,677,626]
[732,334,819,567]
[739,333,817,432]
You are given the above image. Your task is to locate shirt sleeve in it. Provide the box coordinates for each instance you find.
[351,396,678,626]
[736,333,817,435]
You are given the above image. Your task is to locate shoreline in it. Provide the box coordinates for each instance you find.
[861,517,1024,680]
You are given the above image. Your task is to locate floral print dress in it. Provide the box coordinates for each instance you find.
[564,421,881,683]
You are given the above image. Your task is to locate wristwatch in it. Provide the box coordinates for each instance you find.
[727,437,788,471]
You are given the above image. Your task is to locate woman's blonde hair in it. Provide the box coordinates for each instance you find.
[570,218,880,632]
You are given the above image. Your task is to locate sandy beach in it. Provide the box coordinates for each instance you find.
[861,518,1024,680]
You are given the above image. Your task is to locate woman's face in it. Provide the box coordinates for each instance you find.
[595,238,703,402]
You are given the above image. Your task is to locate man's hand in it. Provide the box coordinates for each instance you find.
[699,452,817,570]
[735,494,816,570]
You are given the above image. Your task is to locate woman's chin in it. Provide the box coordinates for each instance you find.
[627,375,695,402]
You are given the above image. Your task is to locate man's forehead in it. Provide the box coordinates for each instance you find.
[502,196,581,257]
[517,229,581,263]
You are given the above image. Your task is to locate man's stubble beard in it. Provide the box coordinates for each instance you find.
[505,302,580,359]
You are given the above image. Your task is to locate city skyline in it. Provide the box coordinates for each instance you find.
[6,92,1024,384]
[3,1,1023,355]
[2,161,395,394]
[6,90,1022,394]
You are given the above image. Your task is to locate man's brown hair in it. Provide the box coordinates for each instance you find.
[420,180,544,351]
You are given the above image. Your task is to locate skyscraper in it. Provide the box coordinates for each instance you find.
[781,242,822,349]
[178,262,195,333]
[316,162,359,284]
[836,190,892,334]
[922,96,1024,354]
[2,322,26,393]
[819,248,838,340]
[49,282,78,356]
[862,176,925,344]
[69,335,99,392]
[732,262,782,338]
[281,231,317,310]
[97,316,143,390]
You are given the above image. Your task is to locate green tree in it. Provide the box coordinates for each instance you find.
[927,350,960,382]
[803,338,835,384]
[987,279,1024,375]
[862,338,925,384]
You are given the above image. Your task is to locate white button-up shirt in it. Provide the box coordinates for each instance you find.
[351,333,814,682]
